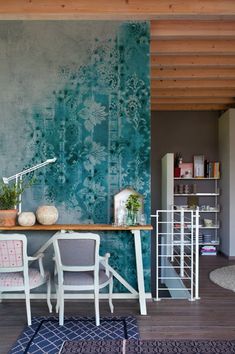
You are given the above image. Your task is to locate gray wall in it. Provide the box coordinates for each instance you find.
[150,110,220,294]
[151,110,220,212]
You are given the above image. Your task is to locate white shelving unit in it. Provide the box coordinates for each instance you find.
[162,153,220,247]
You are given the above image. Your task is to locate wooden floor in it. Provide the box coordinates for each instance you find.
[1,255,235,353]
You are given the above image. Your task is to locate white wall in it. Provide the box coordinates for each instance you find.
[219,109,235,257]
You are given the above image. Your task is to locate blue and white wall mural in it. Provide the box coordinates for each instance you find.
[0,21,150,292]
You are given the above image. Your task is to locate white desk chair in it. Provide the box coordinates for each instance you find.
[0,234,52,325]
[53,232,114,326]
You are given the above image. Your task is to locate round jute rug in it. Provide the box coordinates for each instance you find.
[209,265,235,291]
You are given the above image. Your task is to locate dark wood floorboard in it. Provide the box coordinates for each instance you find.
[1,255,235,353]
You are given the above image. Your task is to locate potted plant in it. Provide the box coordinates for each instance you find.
[0,179,34,226]
[125,194,142,226]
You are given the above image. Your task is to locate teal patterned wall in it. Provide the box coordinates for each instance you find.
[0,21,150,292]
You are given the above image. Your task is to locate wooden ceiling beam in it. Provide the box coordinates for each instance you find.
[0,0,235,20]
[151,103,230,111]
[152,67,235,80]
[151,79,235,89]
[152,97,235,104]
[152,88,235,98]
[151,39,235,55]
[151,20,235,39]
[151,55,235,68]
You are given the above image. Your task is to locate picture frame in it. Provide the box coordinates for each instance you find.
[193,155,205,178]
[180,163,193,178]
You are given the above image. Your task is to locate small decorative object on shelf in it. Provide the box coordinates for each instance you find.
[180,163,193,178]
[114,187,144,226]
[18,212,36,226]
[116,201,126,226]
[125,194,142,226]
[204,218,213,227]
[138,213,147,225]
[183,184,190,194]
[36,205,58,225]
[194,155,205,178]
[187,196,199,209]
[174,152,182,177]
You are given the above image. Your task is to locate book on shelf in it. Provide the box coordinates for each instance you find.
[214,162,220,178]
[200,245,217,256]
[201,245,216,250]
[204,161,220,178]
[201,252,217,256]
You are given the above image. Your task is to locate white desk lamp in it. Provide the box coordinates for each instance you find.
[2,157,57,213]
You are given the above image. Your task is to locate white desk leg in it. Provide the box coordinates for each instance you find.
[132,229,147,315]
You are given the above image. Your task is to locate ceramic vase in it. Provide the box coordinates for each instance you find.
[36,205,58,225]
[18,212,36,226]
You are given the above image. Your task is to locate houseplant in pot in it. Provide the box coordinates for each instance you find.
[0,179,34,226]
[125,193,142,226]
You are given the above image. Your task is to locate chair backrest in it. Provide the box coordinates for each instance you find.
[0,234,28,272]
[53,232,100,272]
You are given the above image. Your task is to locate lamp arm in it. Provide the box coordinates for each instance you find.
[2,158,57,184]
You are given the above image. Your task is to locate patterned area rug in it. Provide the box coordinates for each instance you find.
[9,316,138,354]
[210,265,235,291]
[60,339,235,354]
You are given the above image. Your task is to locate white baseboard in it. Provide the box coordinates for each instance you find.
[1,292,152,300]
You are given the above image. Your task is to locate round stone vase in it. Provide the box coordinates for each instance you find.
[36,205,58,225]
[18,212,36,226]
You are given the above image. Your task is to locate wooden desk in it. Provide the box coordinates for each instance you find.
[0,224,152,231]
[0,224,153,315]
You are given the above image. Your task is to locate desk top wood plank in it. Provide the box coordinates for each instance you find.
[0,224,153,231]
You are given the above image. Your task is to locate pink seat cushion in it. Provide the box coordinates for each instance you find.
[0,268,48,288]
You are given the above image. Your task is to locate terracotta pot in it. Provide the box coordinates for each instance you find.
[0,209,18,226]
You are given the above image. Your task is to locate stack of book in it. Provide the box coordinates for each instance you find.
[199,234,203,244]
[200,245,217,256]
[203,234,212,244]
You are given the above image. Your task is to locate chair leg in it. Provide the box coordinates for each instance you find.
[47,275,52,313]
[59,288,64,326]
[94,289,100,326]
[55,284,59,313]
[25,288,32,326]
[109,277,114,313]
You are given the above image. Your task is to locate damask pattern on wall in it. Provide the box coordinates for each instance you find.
[0,21,150,292]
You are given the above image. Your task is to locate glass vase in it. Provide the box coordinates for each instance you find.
[126,209,138,226]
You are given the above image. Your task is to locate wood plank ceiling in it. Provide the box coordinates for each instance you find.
[1,0,235,111]
[151,20,235,111]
